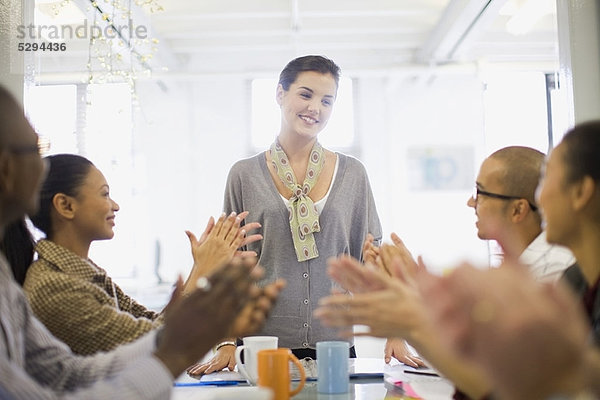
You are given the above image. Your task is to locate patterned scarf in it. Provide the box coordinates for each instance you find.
[270,139,325,261]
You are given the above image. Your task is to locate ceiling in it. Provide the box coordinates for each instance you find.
[34,0,559,79]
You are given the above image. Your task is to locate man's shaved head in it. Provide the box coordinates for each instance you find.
[488,146,545,209]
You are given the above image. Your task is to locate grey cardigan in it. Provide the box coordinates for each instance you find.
[223,152,382,349]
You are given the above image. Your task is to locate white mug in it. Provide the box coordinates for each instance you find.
[235,336,278,385]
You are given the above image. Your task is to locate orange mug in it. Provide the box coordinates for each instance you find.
[257,348,306,400]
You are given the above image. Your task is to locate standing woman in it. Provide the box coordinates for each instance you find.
[191,55,382,374]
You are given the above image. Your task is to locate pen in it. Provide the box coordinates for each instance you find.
[403,369,439,377]
[174,380,240,387]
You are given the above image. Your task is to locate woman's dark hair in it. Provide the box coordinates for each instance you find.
[278,55,341,91]
[29,154,94,235]
[0,219,35,285]
[560,120,600,184]
[1,154,93,285]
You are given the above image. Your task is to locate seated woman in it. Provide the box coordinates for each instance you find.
[3,153,261,355]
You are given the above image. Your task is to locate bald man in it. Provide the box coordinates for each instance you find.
[373,146,576,390]
[319,146,577,400]
[467,146,574,281]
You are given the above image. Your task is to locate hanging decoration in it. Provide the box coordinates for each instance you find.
[51,0,164,102]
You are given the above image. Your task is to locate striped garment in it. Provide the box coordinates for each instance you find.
[0,252,173,399]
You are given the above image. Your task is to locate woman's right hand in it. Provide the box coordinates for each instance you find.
[186,345,237,377]
[384,337,425,367]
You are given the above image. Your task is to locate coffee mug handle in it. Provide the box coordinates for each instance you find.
[234,346,253,384]
[288,353,306,397]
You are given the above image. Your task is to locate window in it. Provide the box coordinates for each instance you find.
[482,71,551,153]
[25,83,150,284]
[26,84,77,154]
[546,72,570,147]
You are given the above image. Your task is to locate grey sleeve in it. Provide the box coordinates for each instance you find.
[223,161,249,253]
[366,176,383,246]
[348,155,383,247]
[223,162,245,216]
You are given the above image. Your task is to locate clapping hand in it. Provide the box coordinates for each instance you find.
[183,211,262,294]
[186,265,286,377]
[155,257,262,378]
[416,262,591,400]
[315,255,427,340]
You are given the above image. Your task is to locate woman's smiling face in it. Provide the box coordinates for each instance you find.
[277,70,337,140]
[71,166,120,242]
[538,143,574,247]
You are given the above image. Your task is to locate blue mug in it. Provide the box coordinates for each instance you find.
[317,341,349,394]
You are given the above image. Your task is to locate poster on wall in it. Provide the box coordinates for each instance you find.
[407,146,474,191]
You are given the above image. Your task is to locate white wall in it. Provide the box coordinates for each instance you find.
[357,73,490,274]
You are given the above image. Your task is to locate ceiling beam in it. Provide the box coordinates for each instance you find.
[161,27,423,39]
[154,9,430,21]
[416,0,509,64]
[170,42,419,53]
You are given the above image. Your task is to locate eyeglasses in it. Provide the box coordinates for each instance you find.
[6,137,51,156]
[473,187,538,212]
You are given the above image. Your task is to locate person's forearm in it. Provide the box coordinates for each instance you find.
[182,265,199,295]
[215,337,237,352]
[182,262,220,295]
[585,348,600,396]
[153,349,194,378]
[154,329,214,378]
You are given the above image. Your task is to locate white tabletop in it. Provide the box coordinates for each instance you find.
[172,358,454,399]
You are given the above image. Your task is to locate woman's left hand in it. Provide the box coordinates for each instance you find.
[234,211,262,258]
[362,233,380,266]
[187,343,237,377]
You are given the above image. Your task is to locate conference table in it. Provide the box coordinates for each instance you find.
[172,358,455,400]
